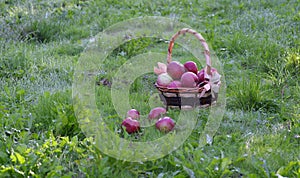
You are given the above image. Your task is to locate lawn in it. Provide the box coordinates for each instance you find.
[0,0,299,177]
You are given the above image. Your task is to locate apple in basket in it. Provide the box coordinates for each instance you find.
[167,80,182,88]
[167,61,186,80]
[121,117,140,134]
[197,67,219,83]
[157,73,173,87]
[155,117,175,133]
[180,72,198,88]
[197,69,205,83]
[184,61,198,74]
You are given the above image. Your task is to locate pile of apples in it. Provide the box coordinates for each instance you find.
[155,60,208,88]
[121,108,175,134]
[121,61,219,134]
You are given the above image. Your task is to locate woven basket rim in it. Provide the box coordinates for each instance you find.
[155,83,205,93]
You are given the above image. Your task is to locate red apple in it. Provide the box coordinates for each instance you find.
[190,72,199,83]
[121,117,140,134]
[197,69,205,83]
[148,107,167,120]
[126,109,140,120]
[184,61,198,74]
[155,117,175,133]
[167,80,182,88]
[180,72,197,88]
[167,61,185,80]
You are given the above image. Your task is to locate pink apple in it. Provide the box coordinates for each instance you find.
[167,80,182,88]
[148,107,167,120]
[167,61,186,80]
[126,109,140,120]
[180,72,197,87]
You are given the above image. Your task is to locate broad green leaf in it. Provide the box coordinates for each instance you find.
[15,152,25,164]
[10,153,17,163]
[220,157,232,171]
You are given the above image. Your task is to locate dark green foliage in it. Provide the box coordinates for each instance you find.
[32,90,81,137]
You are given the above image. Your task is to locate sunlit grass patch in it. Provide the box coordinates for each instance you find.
[284,50,300,74]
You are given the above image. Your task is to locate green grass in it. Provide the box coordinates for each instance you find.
[1,0,299,177]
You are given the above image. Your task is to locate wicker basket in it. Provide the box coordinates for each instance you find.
[155,28,221,110]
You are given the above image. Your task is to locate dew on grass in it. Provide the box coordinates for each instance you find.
[206,134,213,145]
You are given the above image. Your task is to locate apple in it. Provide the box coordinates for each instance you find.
[126,109,140,120]
[167,61,186,80]
[121,117,140,134]
[148,107,167,120]
[197,69,205,83]
[180,72,197,87]
[184,61,198,74]
[157,73,173,87]
[155,117,175,133]
[167,80,182,88]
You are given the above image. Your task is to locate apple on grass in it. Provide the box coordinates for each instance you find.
[121,117,140,134]
[126,109,140,120]
[148,107,167,120]
[155,117,175,133]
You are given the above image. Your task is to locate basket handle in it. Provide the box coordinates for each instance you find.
[167,28,212,75]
